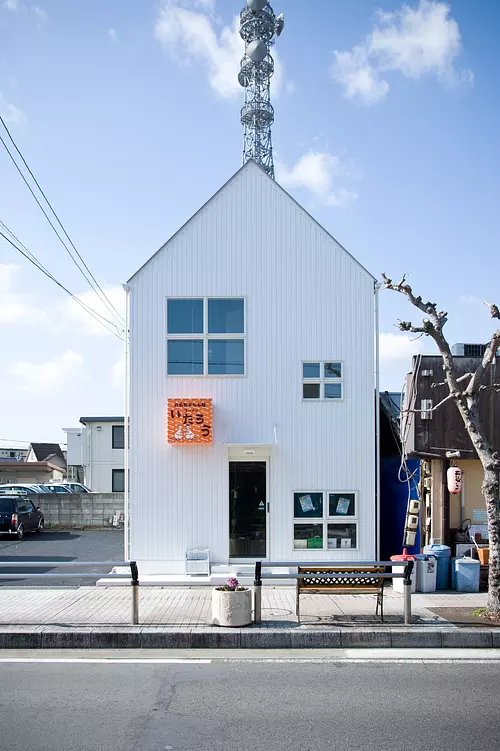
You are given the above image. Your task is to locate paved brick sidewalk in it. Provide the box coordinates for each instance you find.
[0,585,488,628]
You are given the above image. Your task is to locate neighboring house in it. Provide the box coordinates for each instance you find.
[0,442,66,485]
[127,160,377,575]
[0,461,64,484]
[403,347,500,549]
[0,447,28,463]
[26,443,66,472]
[63,418,125,493]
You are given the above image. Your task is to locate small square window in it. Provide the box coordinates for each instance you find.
[303,363,320,379]
[303,383,320,399]
[208,339,244,375]
[324,362,342,379]
[294,492,323,519]
[167,340,203,375]
[208,298,244,334]
[327,523,357,549]
[329,493,355,517]
[293,523,323,550]
[167,299,203,334]
[324,383,342,399]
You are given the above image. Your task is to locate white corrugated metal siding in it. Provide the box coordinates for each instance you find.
[129,161,376,572]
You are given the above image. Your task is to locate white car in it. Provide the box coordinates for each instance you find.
[43,483,93,494]
[0,483,49,495]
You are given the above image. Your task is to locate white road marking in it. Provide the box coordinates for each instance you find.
[0,658,212,665]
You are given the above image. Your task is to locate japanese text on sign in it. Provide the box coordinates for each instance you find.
[167,399,213,444]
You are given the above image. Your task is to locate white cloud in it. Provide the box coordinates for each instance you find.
[62,285,126,338]
[112,359,125,391]
[154,1,284,99]
[379,332,425,364]
[0,263,44,324]
[10,349,84,393]
[0,94,27,127]
[32,6,47,21]
[331,0,472,105]
[3,0,19,10]
[108,27,118,43]
[276,151,358,208]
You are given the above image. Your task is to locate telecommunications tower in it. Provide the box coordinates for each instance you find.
[238,0,284,179]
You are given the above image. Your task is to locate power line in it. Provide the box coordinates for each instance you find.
[0,220,123,336]
[0,227,124,341]
[0,117,125,327]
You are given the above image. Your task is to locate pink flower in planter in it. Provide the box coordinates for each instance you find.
[227,577,239,591]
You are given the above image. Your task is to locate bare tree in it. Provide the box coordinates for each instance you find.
[382,273,500,617]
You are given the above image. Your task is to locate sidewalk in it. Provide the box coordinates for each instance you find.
[0,586,497,649]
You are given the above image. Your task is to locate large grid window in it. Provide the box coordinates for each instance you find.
[293,491,357,550]
[167,298,245,376]
[302,361,343,400]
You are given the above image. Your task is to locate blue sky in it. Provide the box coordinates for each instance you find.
[0,0,499,445]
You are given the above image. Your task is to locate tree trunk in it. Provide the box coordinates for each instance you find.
[482,466,500,614]
[453,395,500,614]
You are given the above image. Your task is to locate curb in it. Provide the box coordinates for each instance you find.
[0,627,498,649]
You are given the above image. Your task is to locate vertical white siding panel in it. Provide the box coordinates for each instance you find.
[129,162,376,571]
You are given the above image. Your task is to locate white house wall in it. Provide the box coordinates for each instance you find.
[129,162,376,572]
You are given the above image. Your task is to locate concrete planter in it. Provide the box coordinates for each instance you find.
[212,587,252,627]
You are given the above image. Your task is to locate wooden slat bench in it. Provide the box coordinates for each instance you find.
[296,566,386,623]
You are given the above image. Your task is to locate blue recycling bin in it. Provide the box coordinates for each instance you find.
[423,544,451,589]
[455,557,480,593]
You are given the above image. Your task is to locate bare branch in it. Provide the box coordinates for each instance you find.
[401,391,456,414]
[431,373,474,388]
[465,321,500,396]
[484,301,500,319]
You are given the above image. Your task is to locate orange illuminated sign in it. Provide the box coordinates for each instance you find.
[167,399,213,444]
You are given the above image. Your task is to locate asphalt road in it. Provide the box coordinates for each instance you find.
[0,530,124,586]
[0,653,499,750]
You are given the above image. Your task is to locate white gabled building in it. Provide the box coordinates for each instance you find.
[128,160,377,575]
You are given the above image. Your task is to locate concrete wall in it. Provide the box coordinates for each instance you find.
[34,493,124,529]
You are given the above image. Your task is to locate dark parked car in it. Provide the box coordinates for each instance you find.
[0,494,44,540]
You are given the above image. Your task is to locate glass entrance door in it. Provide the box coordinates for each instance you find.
[229,461,267,558]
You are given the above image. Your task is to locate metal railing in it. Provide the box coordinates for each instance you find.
[0,560,140,625]
[253,560,414,625]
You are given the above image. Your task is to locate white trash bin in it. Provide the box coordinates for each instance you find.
[416,555,437,593]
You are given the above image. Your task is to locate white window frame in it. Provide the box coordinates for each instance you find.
[166,296,246,377]
[302,360,343,401]
[293,490,358,551]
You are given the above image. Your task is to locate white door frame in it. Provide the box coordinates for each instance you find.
[228,456,270,562]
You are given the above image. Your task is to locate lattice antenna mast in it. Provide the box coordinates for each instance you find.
[238,0,284,179]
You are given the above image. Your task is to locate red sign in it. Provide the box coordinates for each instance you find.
[167,399,213,444]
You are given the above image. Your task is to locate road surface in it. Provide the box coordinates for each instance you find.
[0,530,123,586]
[0,649,499,750]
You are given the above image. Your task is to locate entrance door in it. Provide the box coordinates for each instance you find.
[229,461,267,558]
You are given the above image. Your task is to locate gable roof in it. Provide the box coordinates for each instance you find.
[28,443,66,463]
[128,160,376,283]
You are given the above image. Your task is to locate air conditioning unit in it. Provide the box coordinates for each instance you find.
[422,477,432,490]
[421,369,433,377]
[185,548,210,576]
[422,461,432,476]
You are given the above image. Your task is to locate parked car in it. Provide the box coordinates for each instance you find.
[41,484,72,494]
[0,483,49,495]
[0,494,44,539]
[43,482,93,493]
[64,483,93,493]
